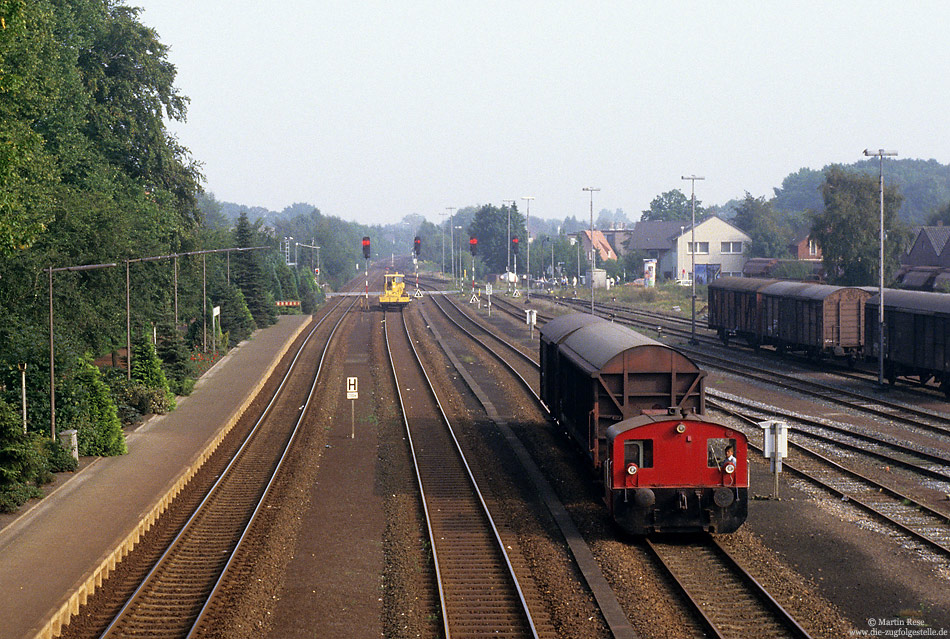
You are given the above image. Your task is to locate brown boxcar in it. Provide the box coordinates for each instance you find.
[539,313,705,469]
[866,289,950,396]
[759,281,871,358]
[707,276,775,346]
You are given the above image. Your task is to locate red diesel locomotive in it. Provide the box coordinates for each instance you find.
[540,313,748,534]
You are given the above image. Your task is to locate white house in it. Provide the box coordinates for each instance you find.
[673,216,751,283]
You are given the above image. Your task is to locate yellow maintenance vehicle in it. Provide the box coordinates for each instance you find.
[380,272,412,310]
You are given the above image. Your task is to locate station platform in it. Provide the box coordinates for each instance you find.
[0,315,311,639]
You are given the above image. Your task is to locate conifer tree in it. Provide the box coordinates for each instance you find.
[232,212,273,328]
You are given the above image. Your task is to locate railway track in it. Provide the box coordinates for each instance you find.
[645,536,811,639]
[421,288,823,638]
[97,300,354,638]
[709,389,950,484]
[385,308,543,638]
[710,398,950,559]
[420,291,642,639]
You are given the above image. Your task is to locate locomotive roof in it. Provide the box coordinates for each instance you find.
[542,313,699,374]
[866,289,950,315]
[605,410,724,440]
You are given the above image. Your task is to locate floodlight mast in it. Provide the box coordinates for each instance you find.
[582,187,600,314]
[682,175,705,345]
[863,148,897,385]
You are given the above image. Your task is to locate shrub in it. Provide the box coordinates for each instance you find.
[0,399,53,512]
[131,336,175,412]
[71,355,127,456]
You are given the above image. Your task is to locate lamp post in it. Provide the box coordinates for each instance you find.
[46,261,118,440]
[503,199,515,292]
[864,148,897,385]
[682,175,705,344]
[439,210,448,276]
[582,187,600,314]
[522,196,534,298]
[455,225,463,287]
[446,207,457,285]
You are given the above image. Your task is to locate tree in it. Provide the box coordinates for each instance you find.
[231,212,272,329]
[467,204,525,275]
[641,189,704,223]
[809,166,910,286]
[131,336,175,413]
[926,201,950,226]
[731,193,796,259]
[70,354,127,456]
[772,167,825,214]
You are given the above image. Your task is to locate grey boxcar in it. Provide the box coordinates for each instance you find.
[866,289,950,396]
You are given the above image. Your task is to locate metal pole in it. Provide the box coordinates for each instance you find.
[682,175,705,345]
[863,149,897,385]
[18,363,27,434]
[446,207,456,285]
[174,255,179,328]
[126,259,132,378]
[583,187,599,314]
[440,211,447,276]
[503,200,515,292]
[523,196,534,298]
[48,267,55,440]
[202,253,207,352]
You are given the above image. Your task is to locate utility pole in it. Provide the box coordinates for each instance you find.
[522,196,534,299]
[863,148,897,385]
[582,187,600,314]
[682,175,705,344]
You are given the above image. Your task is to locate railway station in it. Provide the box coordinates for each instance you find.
[1,266,948,638]
[5,4,950,638]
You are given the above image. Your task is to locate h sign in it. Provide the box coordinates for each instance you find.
[346,376,358,400]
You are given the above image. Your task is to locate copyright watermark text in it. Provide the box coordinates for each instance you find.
[849,617,948,637]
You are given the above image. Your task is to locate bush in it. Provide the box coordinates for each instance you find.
[131,336,175,412]
[102,369,144,427]
[129,385,174,415]
[0,399,63,513]
[71,355,127,456]
[43,439,78,473]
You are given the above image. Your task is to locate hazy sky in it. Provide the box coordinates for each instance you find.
[134,1,950,226]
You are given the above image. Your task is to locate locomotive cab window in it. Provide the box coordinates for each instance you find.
[624,440,653,468]
[707,438,737,468]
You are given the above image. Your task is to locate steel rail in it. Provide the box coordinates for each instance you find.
[385,309,540,638]
[709,390,950,482]
[645,536,813,639]
[98,297,355,638]
[711,398,950,558]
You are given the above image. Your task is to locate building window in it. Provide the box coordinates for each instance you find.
[721,241,743,254]
[688,241,709,254]
[808,239,819,256]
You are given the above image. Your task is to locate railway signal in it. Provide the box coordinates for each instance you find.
[362,236,371,259]
[469,236,477,256]
[414,236,421,256]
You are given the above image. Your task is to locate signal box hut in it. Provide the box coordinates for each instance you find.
[539,314,706,468]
